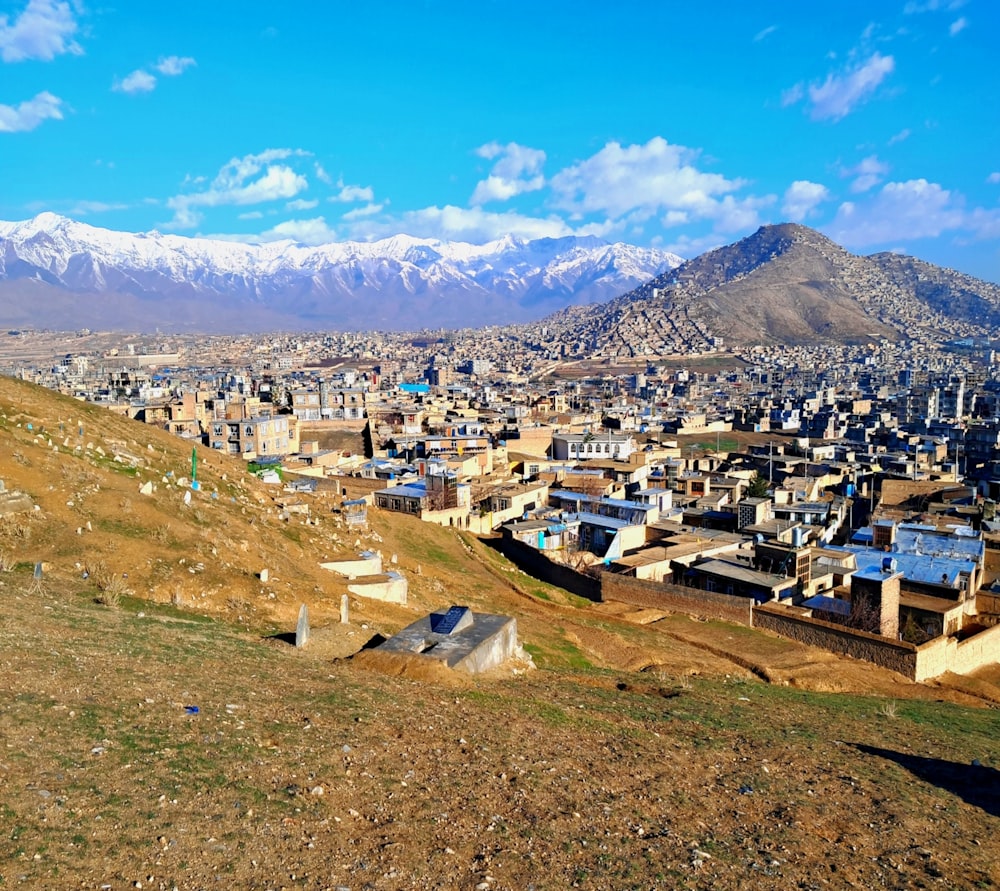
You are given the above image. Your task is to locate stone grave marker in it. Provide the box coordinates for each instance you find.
[430,605,474,635]
[295,604,309,648]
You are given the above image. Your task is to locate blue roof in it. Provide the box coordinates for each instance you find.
[892,524,983,561]
[802,595,852,616]
[376,482,427,498]
[576,511,634,530]
[841,546,975,587]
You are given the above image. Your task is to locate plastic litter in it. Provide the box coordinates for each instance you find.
[184,705,200,714]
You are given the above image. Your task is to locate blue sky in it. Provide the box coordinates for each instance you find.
[2,0,999,281]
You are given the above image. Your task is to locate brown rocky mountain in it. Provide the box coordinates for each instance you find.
[540,223,1000,353]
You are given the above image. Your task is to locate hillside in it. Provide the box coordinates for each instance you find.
[1,377,999,888]
[540,223,1000,353]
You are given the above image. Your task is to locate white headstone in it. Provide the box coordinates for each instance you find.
[139,481,154,496]
[295,604,309,648]
[340,594,349,624]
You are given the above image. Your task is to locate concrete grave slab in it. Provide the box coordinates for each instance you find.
[375,605,519,674]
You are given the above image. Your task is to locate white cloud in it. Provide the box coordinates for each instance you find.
[258,216,338,245]
[154,55,196,76]
[903,0,966,12]
[754,25,777,42]
[286,198,318,211]
[0,90,62,132]
[663,232,723,258]
[165,148,311,228]
[345,204,573,244]
[829,178,965,246]
[966,207,1000,240]
[782,180,830,221]
[115,55,195,94]
[842,154,890,193]
[68,200,127,215]
[114,69,157,94]
[987,172,1000,184]
[888,128,911,145]
[0,0,81,63]
[314,163,332,185]
[780,83,804,107]
[548,137,760,231]
[342,202,384,220]
[949,16,968,35]
[216,165,306,204]
[803,52,895,121]
[470,141,546,205]
[333,182,374,202]
[238,210,263,220]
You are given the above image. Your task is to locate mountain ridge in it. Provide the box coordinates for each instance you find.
[537,223,1000,354]
[0,214,682,332]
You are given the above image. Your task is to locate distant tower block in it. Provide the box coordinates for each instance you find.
[343,498,368,528]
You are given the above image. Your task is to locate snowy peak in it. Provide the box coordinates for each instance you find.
[0,215,682,332]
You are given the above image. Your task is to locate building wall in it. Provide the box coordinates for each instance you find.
[601,574,753,625]
[911,623,1000,681]
[493,538,601,601]
[751,603,918,676]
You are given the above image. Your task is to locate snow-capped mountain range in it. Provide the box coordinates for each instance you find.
[0,213,682,332]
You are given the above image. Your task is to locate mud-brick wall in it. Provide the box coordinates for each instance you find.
[493,538,602,601]
[752,603,918,677]
[913,622,1000,681]
[601,574,753,625]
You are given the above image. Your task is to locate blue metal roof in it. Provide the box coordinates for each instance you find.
[802,595,852,616]
[843,547,974,587]
[576,511,634,530]
[376,482,427,498]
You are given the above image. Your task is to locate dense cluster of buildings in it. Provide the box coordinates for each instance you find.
[6,325,1000,678]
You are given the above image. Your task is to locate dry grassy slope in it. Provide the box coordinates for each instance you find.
[2,528,1000,890]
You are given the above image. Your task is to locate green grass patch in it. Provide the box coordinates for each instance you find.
[523,633,594,671]
[94,517,148,538]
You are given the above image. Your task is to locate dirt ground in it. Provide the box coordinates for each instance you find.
[1,575,998,891]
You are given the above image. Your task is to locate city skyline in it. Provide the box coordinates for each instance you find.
[3,0,999,283]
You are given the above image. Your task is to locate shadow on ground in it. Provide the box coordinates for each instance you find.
[853,743,1000,817]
